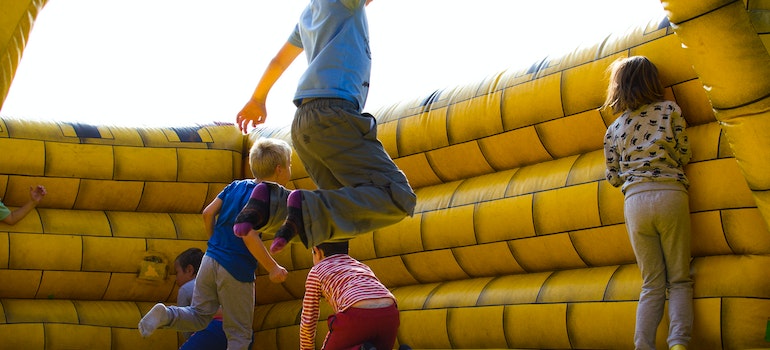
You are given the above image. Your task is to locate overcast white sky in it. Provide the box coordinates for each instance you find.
[1,0,665,128]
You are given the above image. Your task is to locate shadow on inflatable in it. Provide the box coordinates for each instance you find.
[1,0,769,349]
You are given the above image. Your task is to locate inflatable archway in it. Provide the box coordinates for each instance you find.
[1,0,769,349]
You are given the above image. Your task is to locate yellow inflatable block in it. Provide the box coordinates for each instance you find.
[102,273,175,302]
[39,209,110,236]
[107,212,176,239]
[569,224,636,266]
[426,142,494,182]
[112,327,178,350]
[721,298,770,350]
[451,170,515,206]
[567,302,637,349]
[0,324,44,350]
[276,325,301,350]
[0,270,41,298]
[476,272,551,306]
[0,232,7,268]
[535,110,606,159]
[672,80,716,126]
[537,266,617,303]
[692,255,770,298]
[565,150,604,186]
[3,299,78,323]
[373,214,423,257]
[365,256,419,288]
[177,148,234,183]
[37,271,110,300]
[257,300,302,330]
[500,73,563,130]
[74,300,142,328]
[45,323,111,348]
[0,138,44,175]
[403,250,469,283]
[722,208,770,254]
[45,142,114,179]
[509,233,586,272]
[687,122,723,162]
[423,278,495,309]
[73,179,144,211]
[9,233,81,270]
[113,146,178,181]
[604,264,643,301]
[376,118,398,158]
[631,33,697,88]
[453,242,525,277]
[447,306,507,348]
[504,303,570,349]
[533,182,601,235]
[691,211,732,256]
[597,180,625,225]
[391,283,440,311]
[421,205,475,250]
[389,153,439,189]
[136,182,209,213]
[398,309,451,348]
[478,126,552,170]
[396,107,449,156]
[253,329,279,350]
[447,89,503,144]
[506,156,576,196]
[475,194,535,243]
[169,213,208,241]
[687,158,756,212]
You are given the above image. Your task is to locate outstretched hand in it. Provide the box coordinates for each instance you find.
[236,99,268,133]
[29,185,47,205]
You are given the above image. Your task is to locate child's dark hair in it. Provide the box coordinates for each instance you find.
[176,248,204,274]
[604,56,665,114]
[316,241,349,257]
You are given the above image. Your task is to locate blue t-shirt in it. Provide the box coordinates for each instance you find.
[289,0,371,111]
[205,180,258,282]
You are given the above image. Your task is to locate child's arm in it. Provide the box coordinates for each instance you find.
[242,230,288,283]
[236,41,303,132]
[1,185,46,225]
[202,198,222,238]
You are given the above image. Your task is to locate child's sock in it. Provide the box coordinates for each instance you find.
[233,182,271,237]
[138,303,170,338]
[270,190,307,253]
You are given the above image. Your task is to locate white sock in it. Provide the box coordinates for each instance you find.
[138,303,169,337]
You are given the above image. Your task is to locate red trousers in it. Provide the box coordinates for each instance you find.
[322,304,400,350]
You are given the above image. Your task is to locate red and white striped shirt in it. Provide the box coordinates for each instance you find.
[299,254,395,350]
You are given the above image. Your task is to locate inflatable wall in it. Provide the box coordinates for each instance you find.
[1,0,769,349]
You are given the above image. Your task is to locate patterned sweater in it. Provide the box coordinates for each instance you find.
[604,100,691,194]
[299,254,395,350]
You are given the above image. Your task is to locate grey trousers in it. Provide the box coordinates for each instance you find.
[625,188,693,350]
[289,98,416,247]
[166,256,254,350]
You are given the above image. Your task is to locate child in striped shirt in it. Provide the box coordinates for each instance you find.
[300,241,399,350]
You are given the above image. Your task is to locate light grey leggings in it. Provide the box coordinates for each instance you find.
[625,188,693,350]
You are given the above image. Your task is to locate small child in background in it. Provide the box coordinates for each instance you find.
[300,241,400,350]
[603,56,693,350]
[138,138,292,350]
[173,248,226,350]
[0,185,47,225]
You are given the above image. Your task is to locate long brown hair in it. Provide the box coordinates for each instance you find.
[603,56,665,114]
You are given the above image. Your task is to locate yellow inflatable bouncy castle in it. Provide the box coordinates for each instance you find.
[1,0,770,349]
